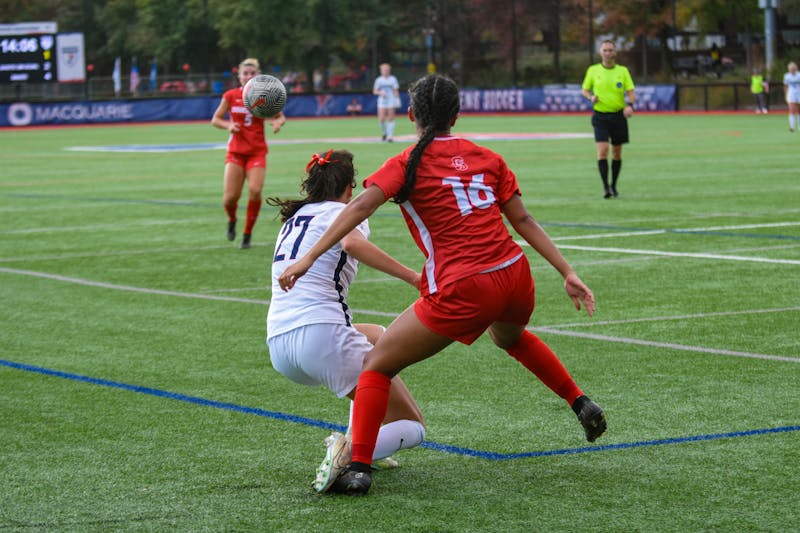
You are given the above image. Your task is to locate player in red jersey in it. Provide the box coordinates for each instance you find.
[278,74,606,495]
[211,58,287,249]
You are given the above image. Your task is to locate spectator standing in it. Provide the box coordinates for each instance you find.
[751,67,769,114]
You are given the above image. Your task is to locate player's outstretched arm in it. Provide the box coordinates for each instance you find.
[342,230,420,289]
[501,194,595,316]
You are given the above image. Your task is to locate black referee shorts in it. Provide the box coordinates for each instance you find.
[591,110,629,145]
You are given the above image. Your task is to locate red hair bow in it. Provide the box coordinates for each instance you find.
[306,149,337,172]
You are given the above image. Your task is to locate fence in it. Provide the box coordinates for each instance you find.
[676,82,787,112]
[0,74,235,103]
[0,75,790,114]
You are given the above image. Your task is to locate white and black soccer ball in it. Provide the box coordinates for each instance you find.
[242,74,287,119]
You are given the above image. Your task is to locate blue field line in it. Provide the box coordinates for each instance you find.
[0,358,344,433]
[3,357,799,460]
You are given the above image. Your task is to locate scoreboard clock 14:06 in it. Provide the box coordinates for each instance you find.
[0,33,57,83]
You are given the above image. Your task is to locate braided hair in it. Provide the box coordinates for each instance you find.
[394,74,460,204]
[265,149,355,222]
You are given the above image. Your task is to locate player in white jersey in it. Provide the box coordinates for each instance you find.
[266,149,425,493]
[372,63,401,142]
[783,62,800,132]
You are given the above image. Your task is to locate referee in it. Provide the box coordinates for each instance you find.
[581,39,636,198]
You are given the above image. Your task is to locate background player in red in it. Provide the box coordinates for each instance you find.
[211,58,287,249]
[278,74,606,495]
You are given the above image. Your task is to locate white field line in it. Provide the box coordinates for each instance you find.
[552,244,800,265]
[0,267,269,305]
[673,221,800,232]
[553,230,666,241]
[531,327,799,363]
[724,243,800,253]
[198,286,269,294]
[547,243,800,268]
[2,266,795,360]
[544,306,800,329]
[586,209,800,226]
[549,221,800,242]
[0,267,399,317]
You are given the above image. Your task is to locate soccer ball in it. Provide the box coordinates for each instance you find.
[242,74,287,119]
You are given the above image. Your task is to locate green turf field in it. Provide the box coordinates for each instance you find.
[1,112,798,531]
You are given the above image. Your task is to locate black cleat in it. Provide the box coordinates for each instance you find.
[330,465,372,496]
[240,233,252,249]
[226,220,236,241]
[611,186,619,197]
[603,188,613,199]
[573,395,607,443]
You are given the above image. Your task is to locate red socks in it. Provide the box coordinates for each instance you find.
[506,330,583,405]
[243,198,262,235]
[350,370,391,465]
[350,335,581,464]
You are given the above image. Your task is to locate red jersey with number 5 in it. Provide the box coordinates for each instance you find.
[222,87,267,155]
[363,136,524,296]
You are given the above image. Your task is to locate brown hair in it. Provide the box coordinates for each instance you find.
[394,75,460,204]
[266,150,356,222]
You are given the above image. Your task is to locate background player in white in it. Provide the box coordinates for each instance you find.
[265,149,425,493]
[783,62,800,132]
[372,63,400,142]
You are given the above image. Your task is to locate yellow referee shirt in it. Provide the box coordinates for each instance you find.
[582,64,635,113]
[750,74,765,94]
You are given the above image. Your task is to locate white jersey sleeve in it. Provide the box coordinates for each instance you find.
[267,201,370,338]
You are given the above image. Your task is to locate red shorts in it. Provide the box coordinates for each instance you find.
[414,254,535,345]
[226,151,267,171]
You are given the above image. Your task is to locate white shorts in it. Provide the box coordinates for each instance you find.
[377,96,400,109]
[267,323,374,398]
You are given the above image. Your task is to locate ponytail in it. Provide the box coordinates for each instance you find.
[392,75,460,205]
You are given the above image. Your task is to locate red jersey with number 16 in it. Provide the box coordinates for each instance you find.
[222,87,268,155]
[363,136,524,296]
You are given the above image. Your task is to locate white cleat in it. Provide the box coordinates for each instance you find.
[312,432,352,493]
[371,456,400,470]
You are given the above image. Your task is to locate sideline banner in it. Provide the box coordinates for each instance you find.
[0,85,676,127]
[459,84,676,113]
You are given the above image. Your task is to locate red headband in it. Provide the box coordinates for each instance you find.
[306,149,338,172]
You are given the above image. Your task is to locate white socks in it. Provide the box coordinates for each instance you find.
[372,419,426,460]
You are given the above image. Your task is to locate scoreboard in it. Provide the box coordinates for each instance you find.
[0,33,57,83]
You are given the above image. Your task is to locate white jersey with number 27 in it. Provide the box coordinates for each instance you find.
[267,201,370,339]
